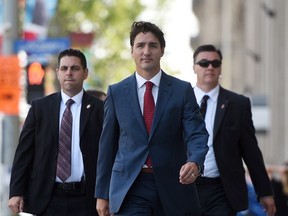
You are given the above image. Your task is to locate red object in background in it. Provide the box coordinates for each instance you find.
[23,31,39,40]
[26,62,46,104]
[27,62,45,85]
[70,32,95,47]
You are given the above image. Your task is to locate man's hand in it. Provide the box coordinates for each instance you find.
[96,198,111,216]
[179,162,199,184]
[8,196,24,214]
[259,196,276,216]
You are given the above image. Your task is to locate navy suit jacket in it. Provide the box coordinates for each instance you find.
[9,91,103,215]
[212,86,273,211]
[95,72,209,215]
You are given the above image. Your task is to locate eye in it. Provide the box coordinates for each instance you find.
[71,66,81,71]
[136,43,144,48]
[60,66,68,71]
[149,43,158,48]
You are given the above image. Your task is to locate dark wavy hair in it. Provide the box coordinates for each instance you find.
[129,21,166,49]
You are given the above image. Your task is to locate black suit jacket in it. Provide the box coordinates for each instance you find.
[9,91,103,215]
[213,86,273,211]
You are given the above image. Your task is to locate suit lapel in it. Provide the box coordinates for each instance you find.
[49,93,61,139]
[125,74,147,134]
[213,87,229,137]
[51,92,93,145]
[80,92,93,137]
[125,72,173,138]
[150,72,172,137]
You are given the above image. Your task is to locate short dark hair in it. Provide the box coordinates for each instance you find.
[129,21,166,49]
[57,48,87,69]
[193,44,222,63]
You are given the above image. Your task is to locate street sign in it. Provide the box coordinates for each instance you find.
[14,38,71,64]
[14,38,70,54]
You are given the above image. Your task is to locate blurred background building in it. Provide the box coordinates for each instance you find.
[0,0,287,215]
[191,0,288,165]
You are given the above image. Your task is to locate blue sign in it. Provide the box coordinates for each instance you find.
[14,38,71,55]
[14,38,71,64]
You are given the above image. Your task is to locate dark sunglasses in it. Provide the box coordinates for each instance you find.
[195,60,222,68]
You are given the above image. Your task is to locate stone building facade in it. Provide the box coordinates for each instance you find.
[191,0,288,165]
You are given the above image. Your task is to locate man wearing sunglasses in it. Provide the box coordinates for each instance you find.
[193,44,276,216]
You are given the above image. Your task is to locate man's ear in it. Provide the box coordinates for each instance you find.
[56,69,59,79]
[193,65,196,74]
[161,48,165,57]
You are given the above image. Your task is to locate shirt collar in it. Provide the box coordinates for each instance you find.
[135,70,162,89]
[61,89,84,105]
[194,85,220,104]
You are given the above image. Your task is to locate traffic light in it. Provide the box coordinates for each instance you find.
[26,61,45,104]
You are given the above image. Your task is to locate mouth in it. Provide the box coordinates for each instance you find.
[142,58,152,62]
[205,72,215,76]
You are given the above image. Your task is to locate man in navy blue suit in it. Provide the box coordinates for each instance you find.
[95,21,209,216]
[193,44,276,216]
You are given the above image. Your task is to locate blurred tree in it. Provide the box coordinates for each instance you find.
[48,0,166,91]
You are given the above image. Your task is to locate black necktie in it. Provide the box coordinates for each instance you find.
[200,95,209,119]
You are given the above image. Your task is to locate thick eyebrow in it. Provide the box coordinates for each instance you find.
[149,42,159,46]
[59,65,81,70]
[135,42,159,46]
[135,42,145,46]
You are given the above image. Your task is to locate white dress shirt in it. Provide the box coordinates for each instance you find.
[135,70,161,114]
[194,85,220,178]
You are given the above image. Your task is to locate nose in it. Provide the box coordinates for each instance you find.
[66,67,73,74]
[207,63,214,69]
[143,45,151,55]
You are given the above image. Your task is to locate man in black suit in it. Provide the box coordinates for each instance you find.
[193,44,276,216]
[8,48,103,216]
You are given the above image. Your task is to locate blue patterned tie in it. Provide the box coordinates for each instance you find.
[57,99,74,182]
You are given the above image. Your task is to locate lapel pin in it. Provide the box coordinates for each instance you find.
[221,104,225,109]
[86,104,91,109]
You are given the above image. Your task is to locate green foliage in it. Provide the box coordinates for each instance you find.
[48,0,168,92]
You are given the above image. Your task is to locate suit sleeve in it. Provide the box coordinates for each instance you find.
[183,83,209,168]
[239,97,273,197]
[95,86,119,199]
[9,104,36,198]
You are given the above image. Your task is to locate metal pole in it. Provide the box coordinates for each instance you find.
[1,0,19,216]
